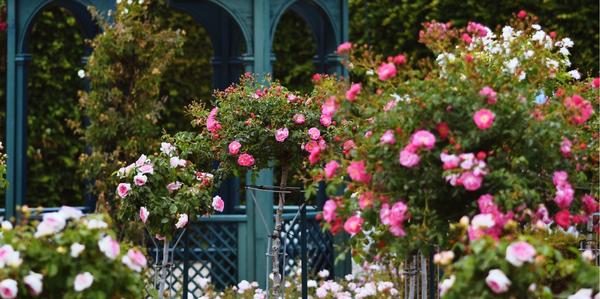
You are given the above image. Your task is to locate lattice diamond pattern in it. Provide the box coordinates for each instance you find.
[280,217,334,277]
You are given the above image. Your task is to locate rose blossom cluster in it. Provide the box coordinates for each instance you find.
[399,130,436,168]
[304,127,328,165]
[379,201,408,237]
[441,152,489,191]
[467,194,514,241]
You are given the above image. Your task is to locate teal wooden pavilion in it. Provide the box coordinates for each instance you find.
[5,0,349,296]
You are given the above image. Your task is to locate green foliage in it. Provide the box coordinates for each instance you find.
[0,211,146,298]
[79,1,184,210]
[349,0,599,75]
[440,231,598,298]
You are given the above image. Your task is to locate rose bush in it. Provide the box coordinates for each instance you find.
[0,207,146,298]
[114,141,220,240]
[304,14,598,262]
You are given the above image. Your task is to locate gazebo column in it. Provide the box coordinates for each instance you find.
[6,53,31,218]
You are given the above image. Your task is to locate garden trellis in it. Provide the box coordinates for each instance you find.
[5,0,350,296]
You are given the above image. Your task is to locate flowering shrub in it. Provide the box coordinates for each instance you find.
[197,268,402,299]
[0,207,146,298]
[305,14,598,261]
[0,142,6,191]
[437,225,599,298]
[114,141,219,240]
[180,74,339,185]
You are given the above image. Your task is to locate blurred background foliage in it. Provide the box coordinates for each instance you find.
[0,0,597,207]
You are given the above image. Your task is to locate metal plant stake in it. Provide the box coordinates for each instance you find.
[148,229,186,299]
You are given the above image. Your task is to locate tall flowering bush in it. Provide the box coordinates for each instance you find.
[114,140,219,240]
[305,15,598,261]
[0,207,146,298]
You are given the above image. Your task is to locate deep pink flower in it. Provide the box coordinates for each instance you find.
[582,194,599,215]
[393,54,407,65]
[343,214,364,235]
[304,140,319,153]
[293,114,305,124]
[592,78,600,89]
[461,33,472,44]
[275,128,289,142]
[553,171,569,186]
[554,182,574,209]
[555,209,571,229]
[473,109,495,130]
[399,148,420,168]
[237,153,255,167]
[564,94,594,125]
[347,160,371,184]
[460,172,482,191]
[466,22,488,37]
[323,200,337,222]
[228,141,241,155]
[560,138,572,157]
[324,160,339,180]
[336,42,352,55]
[410,130,436,149]
[377,62,397,81]
[321,96,338,116]
[342,140,356,155]
[440,153,460,169]
[206,108,221,133]
[212,196,225,212]
[477,194,498,214]
[389,201,408,227]
[517,10,527,19]
[308,127,321,140]
[308,150,321,164]
[505,241,536,267]
[346,83,361,101]
[320,114,332,127]
[479,86,498,104]
[380,130,396,144]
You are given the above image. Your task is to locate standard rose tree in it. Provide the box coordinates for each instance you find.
[305,14,598,262]
[0,207,145,298]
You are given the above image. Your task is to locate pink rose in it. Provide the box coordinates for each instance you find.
[212,195,225,212]
[320,114,332,127]
[343,215,364,235]
[399,148,420,168]
[304,140,319,153]
[175,213,188,229]
[321,96,338,117]
[560,138,572,157]
[308,150,321,164]
[139,207,149,223]
[485,269,511,294]
[553,171,568,185]
[380,130,396,144]
[582,194,598,215]
[324,160,339,180]
[505,241,536,267]
[237,153,255,167]
[410,130,436,149]
[117,183,131,198]
[460,172,482,191]
[308,127,321,140]
[169,156,187,168]
[293,114,305,125]
[167,181,183,192]
[377,62,397,81]
[592,78,600,89]
[0,279,17,299]
[347,160,371,184]
[23,271,43,296]
[358,192,374,209]
[206,108,221,133]
[473,109,495,130]
[479,86,497,104]
[138,164,154,175]
[134,174,147,186]
[477,194,498,214]
[554,183,574,209]
[336,42,352,55]
[275,128,289,142]
[440,153,460,169]
[98,235,120,260]
[323,200,337,223]
[380,203,391,225]
[345,83,361,101]
[74,272,94,292]
[122,249,147,272]
[555,209,571,229]
[228,141,241,155]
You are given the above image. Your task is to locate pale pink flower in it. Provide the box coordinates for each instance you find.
[460,172,482,191]
[206,108,221,133]
[166,181,183,192]
[377,62,397,81]
[479,86,498,104]
[70,243,85,258]
[160,142,176,156]
[137,164,154,175]
[473,109,495,130]
[410,130,436,149]
[485,269,511,294]
[74,272,94,292]
[212,195,225,212]
[346,83,361,101]
[336,42,352,54]
[24,271,43,296]
[364,131,373,138]
[399,148,420,168]
[293,114,305,124]
[275,128,289,142]
[135,154,149,167]
[308,128,321,140]
[324,161,339,180]
[0,245,21,268]
[175,213,188,229]
[568,289,593,299]
[343,215,364,235]
[471,213,495,230]
[0,279,17,299]
[321,96,338,116]
[383,99,398,112]
[560,138,572,157]
[134,173,147,186]
[320,114,332,127]
[358,192,374,209]
[139,207,149,223]
[582,194,599,215]
[477,194,498,214]
[439,275,455,296]
[169,156,187,168]
[323,200,337,223]
[121,249,147,272]
[346,160,371,184]
[58,206,83,220]
[506,241,536,267]
[237,153,255,167]
[35,213,66,238]
[380,130,396,144]
[117,183,131,198]
[440,153,460,169]
[98,236,120,260]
